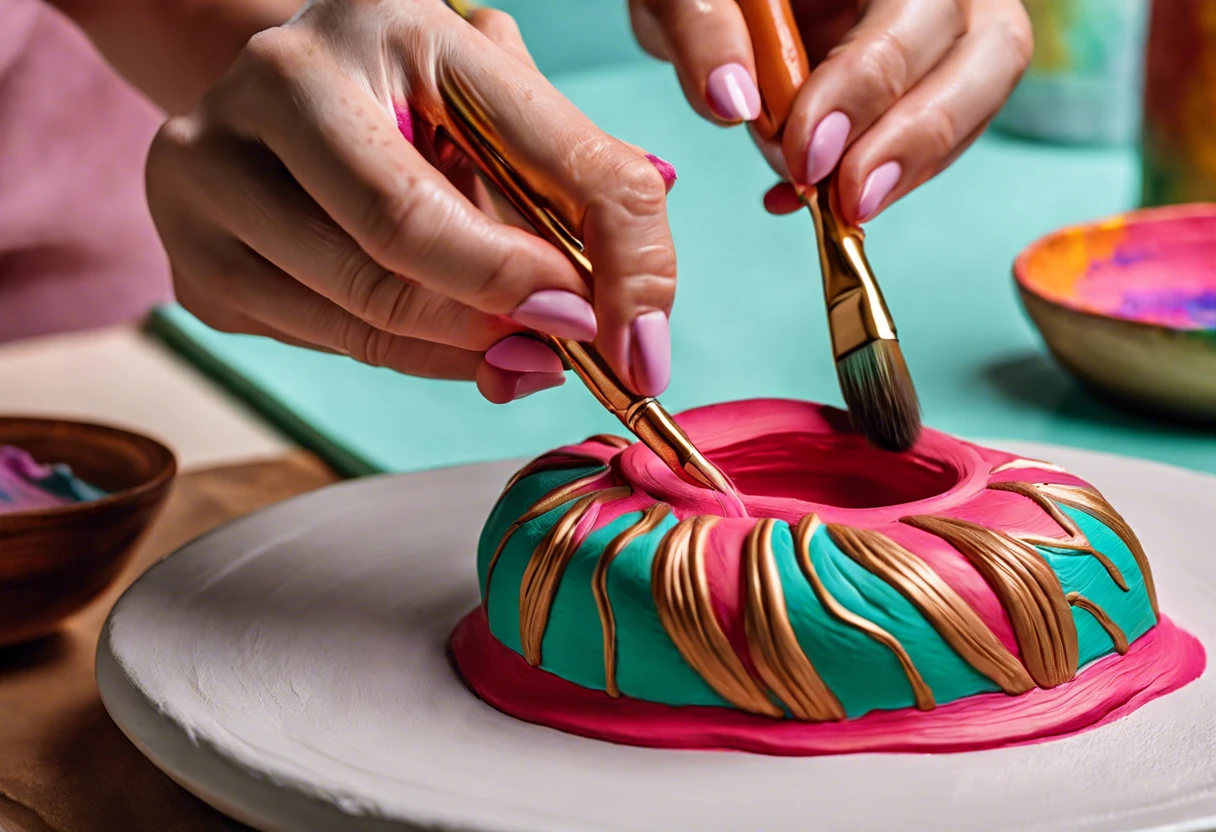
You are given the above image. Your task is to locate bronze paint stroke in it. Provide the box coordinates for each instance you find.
[744,519,846,721]
[499,455,606,498]
[592,502,672,697]
[794,516,935,711]
[483,468,609,614]
[987,481,1129,592]
[519,486,632,665]
[827,524,1036,695]
[902,514,1079,688]
[1037,483,1159,616]
[1067,591,1130,655]
[652,516,783,717]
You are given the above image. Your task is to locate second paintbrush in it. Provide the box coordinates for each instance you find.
[735,0,922,451]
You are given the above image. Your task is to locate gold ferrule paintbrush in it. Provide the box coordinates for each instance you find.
[736,0,922,451]
[435,73,733,493]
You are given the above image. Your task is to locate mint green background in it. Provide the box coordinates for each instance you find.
[150,1,1216,478]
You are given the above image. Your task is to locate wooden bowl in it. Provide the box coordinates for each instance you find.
[0,418,176,647]
[1014,203,1216,420]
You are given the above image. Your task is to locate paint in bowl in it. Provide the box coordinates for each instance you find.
[1014,203,1216,419]
[0,417,176,646]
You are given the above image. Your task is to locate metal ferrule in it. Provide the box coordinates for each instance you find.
[803,183,898,360]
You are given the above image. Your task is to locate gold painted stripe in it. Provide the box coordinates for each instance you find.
[827,524,1035,695]
[991,457,1067,474]
[484,468,608,614]
[652,517,782,717]
[987,481,1128,591]
[584,434,632,449]
[793,516,935,711]
[902,515,1079,688]
[744,519,845,721]
[1067,592,1130,654]
[1036,483,1159,615]
[499,456,604,497]
[519,487,632,665]
[592,503,672,697]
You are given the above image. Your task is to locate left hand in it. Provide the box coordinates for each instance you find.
[629,0,1033,224]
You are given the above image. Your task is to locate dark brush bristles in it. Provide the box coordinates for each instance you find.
[837,340,922,452]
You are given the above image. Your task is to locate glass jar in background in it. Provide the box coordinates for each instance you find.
[993,0,1149,145]
[1141,0,1216,206]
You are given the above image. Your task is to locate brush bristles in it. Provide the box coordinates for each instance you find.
[837,340,922,452]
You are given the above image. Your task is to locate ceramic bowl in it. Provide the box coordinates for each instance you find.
[0,417,176,647]
[1014,203,1216,420]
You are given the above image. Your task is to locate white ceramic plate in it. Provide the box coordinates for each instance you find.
[97,443,1216,832]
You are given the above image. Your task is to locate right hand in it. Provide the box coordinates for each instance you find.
[147,0,679,403]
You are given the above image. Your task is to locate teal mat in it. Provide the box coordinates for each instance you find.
[152,23,1216,478]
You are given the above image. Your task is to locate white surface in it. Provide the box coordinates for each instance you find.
[98,443,1216,832]
[0,326,290,470]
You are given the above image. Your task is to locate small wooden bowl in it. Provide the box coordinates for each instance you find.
[1014,203,1216,420]
[0,418,176,647]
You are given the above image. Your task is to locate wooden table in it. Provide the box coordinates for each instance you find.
[0,325,340,830]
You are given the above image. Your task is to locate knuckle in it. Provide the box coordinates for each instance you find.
[343,319,394,369]
[626,270,677,307]
[997,9,1036,70]
[242,27,313,91]
[473,7,520,36]
[475,246,531,312]
[610,155,668,219]
[851,32,911,102]
[334,247,400,328]
[145,116,200,203]
[920,107,959,158]
[360,177,443,269]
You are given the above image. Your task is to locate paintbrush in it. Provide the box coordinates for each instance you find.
[434,74,735,495]
[737,0,922,451]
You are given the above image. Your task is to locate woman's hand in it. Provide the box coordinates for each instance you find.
[148,0,678,403]
[630,0,1032,223]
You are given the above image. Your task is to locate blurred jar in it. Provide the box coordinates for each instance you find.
[1141,0,1216,206]
[994,0,1149,145]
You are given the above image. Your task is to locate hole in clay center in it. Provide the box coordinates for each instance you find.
[711,432,960,510]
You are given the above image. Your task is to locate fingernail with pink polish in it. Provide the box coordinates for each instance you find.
[510,290,598,341]
[805,111,850,184]
[512,372,566,400]
[857,161,901,222]
[629,310,671,396]
[706,63,761,123]
[394,104,414,145]
[645,153,678,193]
[485,335,564,374]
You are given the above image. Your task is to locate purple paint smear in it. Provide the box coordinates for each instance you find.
[0,446,107,515]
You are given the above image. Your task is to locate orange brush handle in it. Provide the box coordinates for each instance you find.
[735,0,812,142]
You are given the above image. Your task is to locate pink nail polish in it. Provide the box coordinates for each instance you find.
[706,63,761,123]
[629,310,671,396]
[857,161,902,222]
[645,153,678,193]
[805,111,850,184]
[485,335,564,374]
[512,372,566,400]
[510,290,598,341]
[394,104,414,145]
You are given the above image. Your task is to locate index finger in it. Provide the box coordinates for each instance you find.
[444,18,679,395]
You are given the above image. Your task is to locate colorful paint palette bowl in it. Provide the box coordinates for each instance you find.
[1015,203,1216,420]
[0,417,175,647]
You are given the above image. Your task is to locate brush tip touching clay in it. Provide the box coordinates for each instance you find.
[450,398,1204,754]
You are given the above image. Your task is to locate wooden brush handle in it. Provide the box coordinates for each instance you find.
[735,0,812,142]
